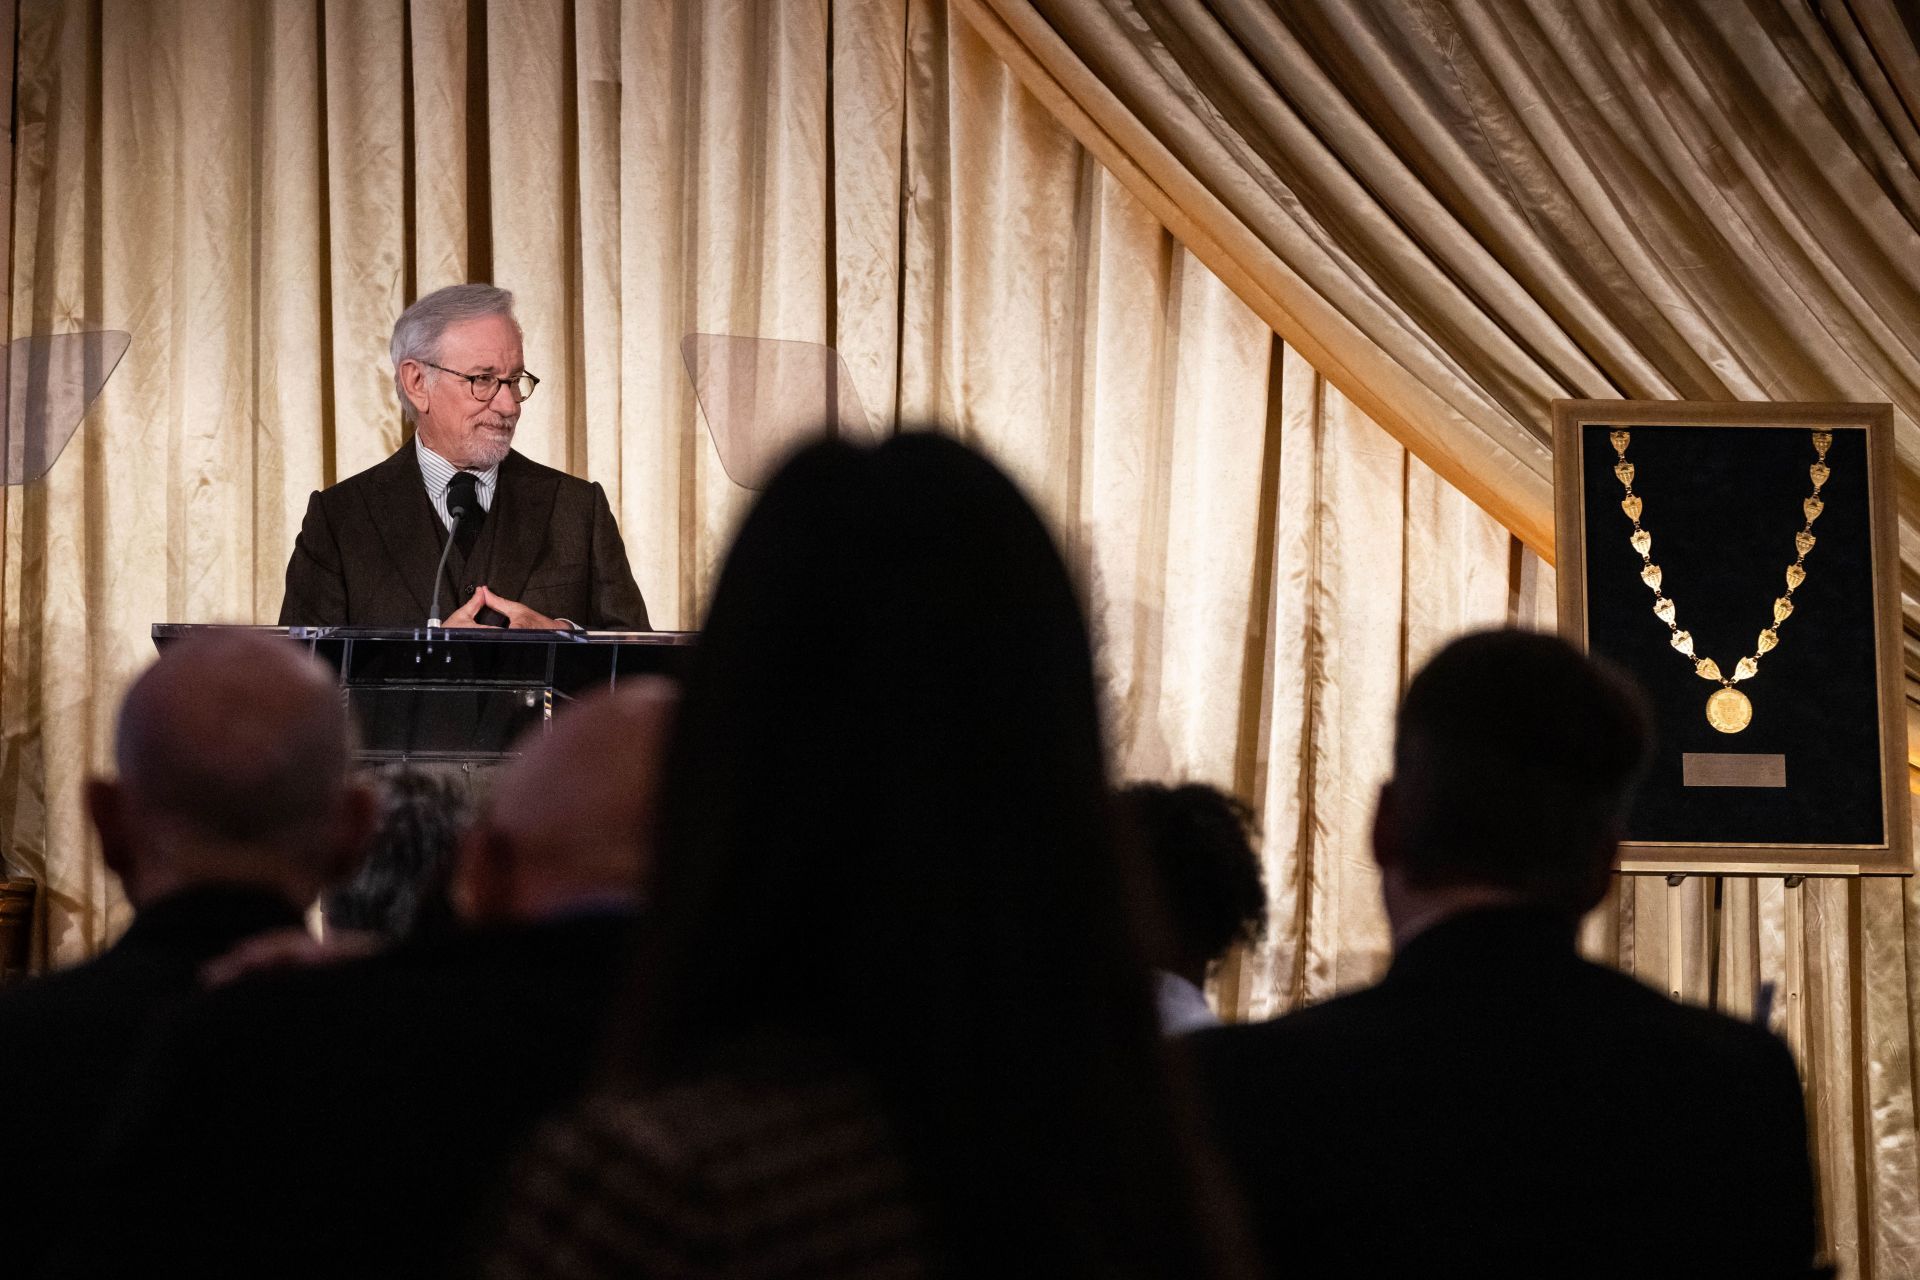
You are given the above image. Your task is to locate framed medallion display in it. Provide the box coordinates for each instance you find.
[1553,400,1911,876]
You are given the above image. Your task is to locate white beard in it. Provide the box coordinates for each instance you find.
[464,421,515,469]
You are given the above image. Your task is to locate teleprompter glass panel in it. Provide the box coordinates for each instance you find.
[347,684,549,760]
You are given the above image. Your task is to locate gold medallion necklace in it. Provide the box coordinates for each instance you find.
[1609,428,1832,734]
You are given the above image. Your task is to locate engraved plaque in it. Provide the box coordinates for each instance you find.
[1682,753,1787,788]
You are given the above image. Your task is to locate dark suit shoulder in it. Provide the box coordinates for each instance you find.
[310,440,417,501]
[292,443,420,559]
[0,948,139,1010]
[498,450,612,520]
[322,442,580,494]
[498,448,583,489]
[1512,951,1797,1090]
[0,886,300,1036]
[0,958,129,1052]
[1574,951,1781,1043]
[1190,980,1390,1061]
[139,913,641,1059]
[1195,950,1792,1078]
[310,442,603,515]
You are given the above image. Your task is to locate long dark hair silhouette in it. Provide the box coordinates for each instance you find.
[625,431,1247,1276]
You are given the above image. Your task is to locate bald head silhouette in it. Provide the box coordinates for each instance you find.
[88,631,372,911]
[455,678,677,924]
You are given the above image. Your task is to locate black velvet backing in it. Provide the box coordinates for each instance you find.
[1578,424,1884,846]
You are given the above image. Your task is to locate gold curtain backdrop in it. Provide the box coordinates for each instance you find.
[0,2,1913,1275]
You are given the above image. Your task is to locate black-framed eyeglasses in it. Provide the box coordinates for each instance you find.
[422,361,540,403]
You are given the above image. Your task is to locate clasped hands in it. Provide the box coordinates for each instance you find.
[442,584,566,630]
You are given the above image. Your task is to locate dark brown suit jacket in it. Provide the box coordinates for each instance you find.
[278,443,650,629]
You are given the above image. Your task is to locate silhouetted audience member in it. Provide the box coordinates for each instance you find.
[323,765,476,943]
[484,435,1254,1279]
[53,680,676,1280]
[1119,782,1266,1035]
[0,631,372,1276]
[1192,631,1821,1279]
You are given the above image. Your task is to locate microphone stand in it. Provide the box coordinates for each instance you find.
[426,509,467,632]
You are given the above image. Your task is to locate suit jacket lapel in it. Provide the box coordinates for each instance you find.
[483,451,557,602]
[358,441,448,621]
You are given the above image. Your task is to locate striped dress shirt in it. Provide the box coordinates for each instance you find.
[414,437,499,532]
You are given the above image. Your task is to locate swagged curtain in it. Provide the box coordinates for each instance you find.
[0,0,1907,1273]
[955,0,1920,622]
[955,2,1920,1275]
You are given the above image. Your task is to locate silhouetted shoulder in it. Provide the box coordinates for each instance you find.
[1186,938,1816,1279]
[73,917,644,1279]
[1187,980,1390,1069]
[1567,951,1799,1066]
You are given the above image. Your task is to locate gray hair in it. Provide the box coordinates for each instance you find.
[390,283,519,422]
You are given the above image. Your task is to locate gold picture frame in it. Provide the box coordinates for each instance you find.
[1553,399,1911,876]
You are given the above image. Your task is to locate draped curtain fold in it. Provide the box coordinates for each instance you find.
[1,1,1916,1275]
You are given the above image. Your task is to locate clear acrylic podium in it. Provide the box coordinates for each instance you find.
[150,624,695,765]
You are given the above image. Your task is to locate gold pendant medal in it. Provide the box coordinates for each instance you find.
[1705,687,1752,734]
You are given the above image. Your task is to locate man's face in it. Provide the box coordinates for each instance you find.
[406,312,525,469]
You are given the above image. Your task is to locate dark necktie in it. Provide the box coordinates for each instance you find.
[447,471,485,559]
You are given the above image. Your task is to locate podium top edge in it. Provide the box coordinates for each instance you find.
[150,623,698,649]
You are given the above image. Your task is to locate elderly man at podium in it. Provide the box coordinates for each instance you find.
[278,283,649,631]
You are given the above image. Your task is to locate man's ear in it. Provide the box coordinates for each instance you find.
[399,359,433,419]
[86,777,137,892]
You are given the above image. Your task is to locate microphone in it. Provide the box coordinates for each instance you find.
[427,472,480,628]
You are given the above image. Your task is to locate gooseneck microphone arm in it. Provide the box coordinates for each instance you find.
[425,516,463,628]
[427,472,478,628]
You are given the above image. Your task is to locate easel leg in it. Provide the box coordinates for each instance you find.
[1665,873,1687,1001]
[1781,875,1807,1068]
